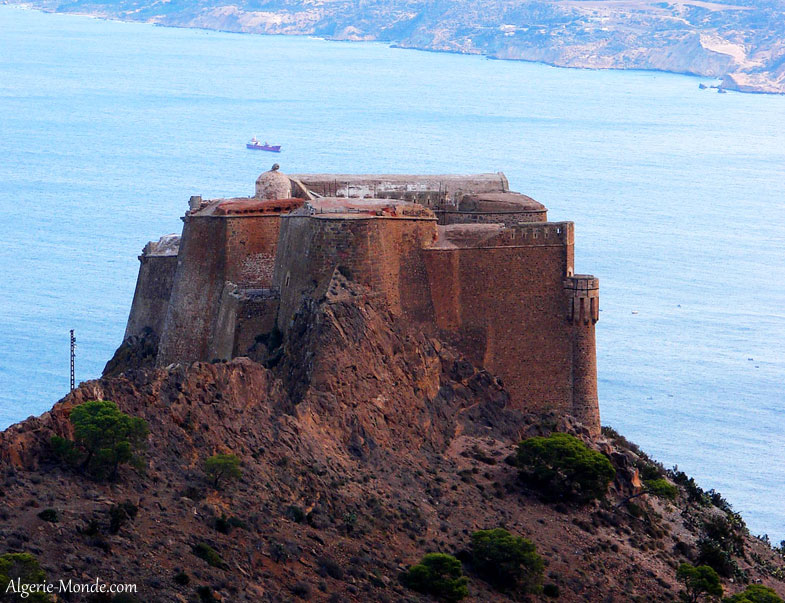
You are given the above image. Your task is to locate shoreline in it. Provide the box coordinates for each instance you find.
[4,2,780,95]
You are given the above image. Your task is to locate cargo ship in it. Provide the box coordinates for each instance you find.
[247,138,281,152]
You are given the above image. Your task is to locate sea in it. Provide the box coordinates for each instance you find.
[1,5,783,540]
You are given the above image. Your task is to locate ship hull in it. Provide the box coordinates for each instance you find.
[247,144,281,152]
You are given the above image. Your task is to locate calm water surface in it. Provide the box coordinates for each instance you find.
[1,5,784,539]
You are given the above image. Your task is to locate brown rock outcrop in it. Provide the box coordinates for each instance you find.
[1,285,783,601]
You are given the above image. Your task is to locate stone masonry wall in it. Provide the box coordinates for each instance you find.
[124,254,178,341]
[274,215,438,331]
[157,213,283,365]
[423,222,591,425]
[438,209,547,226]
[224,216,282,288]
[158,216,226,365]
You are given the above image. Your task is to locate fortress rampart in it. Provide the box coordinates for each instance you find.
[117,167,602,435]
[124,234,180,342]
[273,200,438,330]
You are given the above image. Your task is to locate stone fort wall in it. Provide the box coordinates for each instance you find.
[274,211,439,331]
[424,222,587,423]
[124,236,180,342]
[157,209,286,366]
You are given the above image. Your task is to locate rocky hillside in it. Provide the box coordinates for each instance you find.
[7,0,785,93]
[1,281,784,601]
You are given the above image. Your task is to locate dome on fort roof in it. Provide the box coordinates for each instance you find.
[458,192,545,214]
[255,164,292,200]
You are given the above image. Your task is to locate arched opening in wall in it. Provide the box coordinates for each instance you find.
[284,271,291,288]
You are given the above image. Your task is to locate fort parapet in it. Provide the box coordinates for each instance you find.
[118,167,602,435]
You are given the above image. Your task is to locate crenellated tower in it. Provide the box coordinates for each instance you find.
[564,275,600,436]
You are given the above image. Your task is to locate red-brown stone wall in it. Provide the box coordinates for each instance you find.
[438,210,547,226]
[158,216,227,365]
[224,215,282,288]
[274,215,438,329]
[424,241,576,416]
[158,214,283,365]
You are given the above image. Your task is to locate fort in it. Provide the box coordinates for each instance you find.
[119,166,601,435]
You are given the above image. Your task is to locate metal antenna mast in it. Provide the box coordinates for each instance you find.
[70,329,76,391]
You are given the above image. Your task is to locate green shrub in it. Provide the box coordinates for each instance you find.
[470,528,543,594]
[37,508,58,523]
[638,461,664,481]
[704,515,745,556]
[0,552,49,602]
[53,400,148,480]
[196,586,217,602]
[515,433,615,503]
[286,505,305,523]
[645,478,679,500]
[677,563,723,602]
[173,570,190,586]
[204,454,241,488]
[317,556,345,580]
[698,539,737,578]
[290,581,312,599]
[192,543,226,569]
[50,435,81,466]
[698,515,746,578]
[724,584,783,603]
[109,501,138,534]
[670,467,710,505]
[543,583,560,598]
[214,514,246,534]
[403,553,469,601]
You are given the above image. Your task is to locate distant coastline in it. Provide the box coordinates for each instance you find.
[4,0,784,95]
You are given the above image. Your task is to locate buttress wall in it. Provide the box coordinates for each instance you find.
[124,235,180,341]
[274,212,438,330]
[157,210,284,366]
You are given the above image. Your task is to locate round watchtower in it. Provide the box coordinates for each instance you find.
[255,164,292,200]
[564,274,600,436]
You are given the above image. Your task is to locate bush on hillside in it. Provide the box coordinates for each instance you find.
[36,508,58,523]
[644,478,679,500]
[724,584,783,603]
[0,552,50,602]
[698,514,746,579]
[192,543,226,569]
[204,454,242,489]
[676,563,723,602]
[109,501,138,534]
[402,553,469,601]
[515,433,615,502]
[51,400,148,480]
[470,528,544,594]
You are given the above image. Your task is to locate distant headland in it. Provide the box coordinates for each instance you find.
[5,0,785,94]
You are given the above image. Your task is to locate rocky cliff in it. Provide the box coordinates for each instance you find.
[8,0,785,93]
[1,281,784,601]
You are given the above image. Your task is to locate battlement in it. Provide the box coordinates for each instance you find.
[140,234,180,258]
[564,274,600,325]
[434,221,573,249]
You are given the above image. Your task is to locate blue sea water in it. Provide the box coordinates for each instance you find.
[1,5,784,539]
